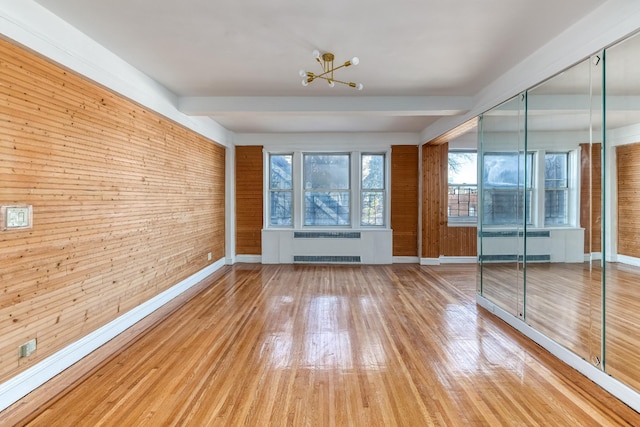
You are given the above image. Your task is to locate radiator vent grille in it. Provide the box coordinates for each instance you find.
[294,231,361,239]
[293,255,361,263]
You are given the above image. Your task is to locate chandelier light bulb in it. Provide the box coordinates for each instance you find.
[299,69,307,78]
[351,57,360,66]
[301,79,309,86]
[312,50,321,59]
[356,83,364,91]
[328,80,335,87]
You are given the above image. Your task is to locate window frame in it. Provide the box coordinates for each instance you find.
[264,149,390,230]
[361,153,386,227]
[268,153,294,227]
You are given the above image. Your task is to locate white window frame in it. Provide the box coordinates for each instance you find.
[264,149,390,229]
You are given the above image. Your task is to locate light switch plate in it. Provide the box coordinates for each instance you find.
[1,205,33,230]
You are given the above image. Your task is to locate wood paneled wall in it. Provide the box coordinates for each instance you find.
[580,143,602,253]
[235,146,263,255]
[617,142,640,258]
[391,145,419,256]
[0,39,225,382]
[422,143,476,258]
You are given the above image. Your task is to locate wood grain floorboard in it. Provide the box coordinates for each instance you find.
[2,264,639,426]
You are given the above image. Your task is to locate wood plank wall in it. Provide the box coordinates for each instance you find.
[422,142,476,258]
[580,143,602,254]
[617,142,640,257]
[0,39,226,383]
[390,145,418,256]
[235,146,263,255]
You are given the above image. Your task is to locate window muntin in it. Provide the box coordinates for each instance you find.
[544,152,569,225]
[482,152,533,226]
[361,154,385,226]
[303,154,350,226]
[448,152,478,224]
[269,154,293,226]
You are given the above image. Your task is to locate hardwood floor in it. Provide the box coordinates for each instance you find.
[2,264,639,426]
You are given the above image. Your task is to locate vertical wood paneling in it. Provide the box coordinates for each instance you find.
[391,145,418,256]
[422,143,477,258]
[0,39,225,382]
[422,144,442,258]
[580,143,602,253]
[235,146,263,255]
[617,143,640,257]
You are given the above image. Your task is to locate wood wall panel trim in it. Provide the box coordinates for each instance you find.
[0,38,226,383]
[617,143,640,258]
[235,145,263,255]
[391,145,418,256]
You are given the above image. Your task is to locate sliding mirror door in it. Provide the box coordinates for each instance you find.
[603,32,640,392]
[479,95,526,317]
[524,56,603,363]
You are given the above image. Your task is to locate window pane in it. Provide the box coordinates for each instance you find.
[545,189,568,225]
[361,191,384,226]
[483,153,532,189]
[362,154,385,189]
[448,185,478,222]
[545,153,568,188]
[270,191,292,226]
[304,154,350,190]
[483,189,531,225]
[304,192,350,226]
[270,154,292,190]
[482,152,532,226]
[448,152,477,185]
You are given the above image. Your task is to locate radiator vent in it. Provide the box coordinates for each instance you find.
[293,255,361,263]
[294,231,361,239]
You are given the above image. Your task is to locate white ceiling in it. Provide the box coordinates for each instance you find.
[32,0,609,135]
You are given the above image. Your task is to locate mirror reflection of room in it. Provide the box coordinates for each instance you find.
[478,29,640,396]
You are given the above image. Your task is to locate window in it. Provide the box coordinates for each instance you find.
[303,154,350,226]
[361,154,385,226]
[448,152,478,224]
[482,152,533,225]
[269,154,293,226]
[544,153,569,225]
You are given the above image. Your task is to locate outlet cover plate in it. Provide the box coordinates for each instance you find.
[19,338,37,358]
[1,205,33,230]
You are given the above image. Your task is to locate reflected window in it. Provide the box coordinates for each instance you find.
[482,152,533,225]
[545,153,569,225]
[448,151,478,224]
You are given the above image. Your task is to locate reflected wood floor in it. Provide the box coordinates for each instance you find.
[3,264,639,426]
[482,262,640,392]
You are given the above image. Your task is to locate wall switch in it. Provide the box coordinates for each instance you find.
[207,252,212,261]
[19,338,37,358]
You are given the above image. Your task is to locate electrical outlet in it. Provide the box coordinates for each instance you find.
[207,252,212,261]
[19,338,36,358]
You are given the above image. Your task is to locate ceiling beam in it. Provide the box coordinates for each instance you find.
[178,96,472,116]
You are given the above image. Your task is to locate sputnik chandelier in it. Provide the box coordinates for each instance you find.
[299,50,364,90]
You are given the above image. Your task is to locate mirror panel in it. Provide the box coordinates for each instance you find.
[523,57,603,364]
[603,32,640,392]
[479,95,526,318]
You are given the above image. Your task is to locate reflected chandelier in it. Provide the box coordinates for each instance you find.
[299,50,364,90]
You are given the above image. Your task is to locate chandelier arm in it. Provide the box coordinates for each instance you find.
[313,63,350,79]
[312,75,358,87]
